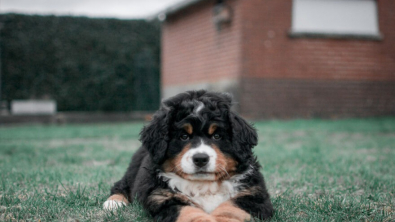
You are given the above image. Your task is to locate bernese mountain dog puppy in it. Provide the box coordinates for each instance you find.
[103,90,273,222]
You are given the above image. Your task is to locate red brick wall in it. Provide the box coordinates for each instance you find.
[241,78,395,118]
[239,0,395,118]
[161,0,395,118]
[162,0,243,87]
[240,0,395,81]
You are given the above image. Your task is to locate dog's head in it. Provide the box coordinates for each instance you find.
[140,90,257,181]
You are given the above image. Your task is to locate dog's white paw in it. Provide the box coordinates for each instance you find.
[103,200,126,211]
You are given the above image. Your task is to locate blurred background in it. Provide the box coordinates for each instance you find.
[0,1,394,221]
[0,0,394,124]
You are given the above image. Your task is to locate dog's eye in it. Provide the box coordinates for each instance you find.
[212,133,222,140]
[180,134,190,141]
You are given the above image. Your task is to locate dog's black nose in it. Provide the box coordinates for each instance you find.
[192,153,209,168]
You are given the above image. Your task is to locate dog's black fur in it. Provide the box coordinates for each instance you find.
[108,90,273,222]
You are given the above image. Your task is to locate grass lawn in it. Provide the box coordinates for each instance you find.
[1,118,394,221]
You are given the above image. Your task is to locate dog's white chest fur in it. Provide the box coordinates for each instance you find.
[159,173,241,213]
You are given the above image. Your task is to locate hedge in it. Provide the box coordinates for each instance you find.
[0,14,160,111]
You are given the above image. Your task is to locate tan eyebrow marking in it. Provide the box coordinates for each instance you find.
[208,124,218,135]
[183,123,193,135]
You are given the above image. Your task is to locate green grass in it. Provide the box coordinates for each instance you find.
[1,118,394,221]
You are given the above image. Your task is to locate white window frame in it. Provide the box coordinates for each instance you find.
[290,0,381,40]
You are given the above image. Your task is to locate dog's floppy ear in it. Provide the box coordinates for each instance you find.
[139,106,171,164]
[230,111,258,151]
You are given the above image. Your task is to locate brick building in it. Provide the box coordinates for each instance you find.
[156,0,395,118]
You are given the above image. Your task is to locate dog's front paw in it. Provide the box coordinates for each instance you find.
[103,199,126,211]
[103,200,127,211]
[103,194,129,211]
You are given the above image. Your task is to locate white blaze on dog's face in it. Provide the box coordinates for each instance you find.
[194,102,205,114]
[162,102,238,181]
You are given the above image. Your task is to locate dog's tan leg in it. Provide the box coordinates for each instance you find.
[103,194,129,211]
[176,206,216,222]
[211,201,251,222]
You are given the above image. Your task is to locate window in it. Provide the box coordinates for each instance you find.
[291,0,380,38]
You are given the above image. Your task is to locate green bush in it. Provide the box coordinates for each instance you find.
[0,14,160,111]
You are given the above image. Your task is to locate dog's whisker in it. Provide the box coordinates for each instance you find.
[217,166,230,179]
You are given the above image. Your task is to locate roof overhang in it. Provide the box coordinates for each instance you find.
[148,0,207,21]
